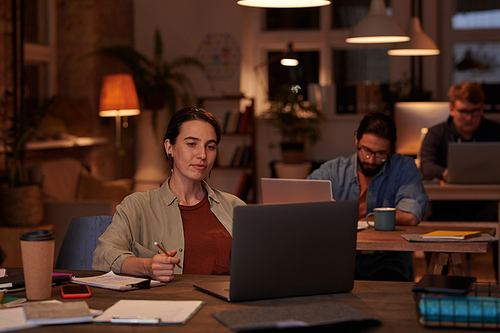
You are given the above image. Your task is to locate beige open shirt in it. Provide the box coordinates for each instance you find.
[92,179,246,274]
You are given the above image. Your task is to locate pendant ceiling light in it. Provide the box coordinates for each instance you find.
[345,0,409,44]
[237,0,330,8]
[388,18,440,56]
[280,43,299,66]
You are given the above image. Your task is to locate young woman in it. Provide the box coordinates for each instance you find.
[93,107,246,282]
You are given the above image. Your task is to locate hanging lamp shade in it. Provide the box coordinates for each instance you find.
[388,17,440,56]
[345,0,409,44]
[99,74,140,117]
[280,43,299,66]
[237,0,330,8]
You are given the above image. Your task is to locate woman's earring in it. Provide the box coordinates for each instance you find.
[168,154,173,173]
[209,169,211,178]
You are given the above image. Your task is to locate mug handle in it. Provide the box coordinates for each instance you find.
[366,212,375,228]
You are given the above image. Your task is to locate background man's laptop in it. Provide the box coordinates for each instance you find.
[261,178,333,204]
[193,200,359,302]
[447,142,500,184]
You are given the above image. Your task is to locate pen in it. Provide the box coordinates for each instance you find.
[154,242,182,269]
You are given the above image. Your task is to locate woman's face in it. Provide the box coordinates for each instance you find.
[164,120,217,182]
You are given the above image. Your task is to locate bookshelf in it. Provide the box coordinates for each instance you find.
[198,96,256,203]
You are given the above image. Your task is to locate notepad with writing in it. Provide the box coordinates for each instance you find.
[71,271,162,291]
[420,230,481,240]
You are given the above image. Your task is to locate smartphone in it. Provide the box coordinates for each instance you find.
[60,284,91,299]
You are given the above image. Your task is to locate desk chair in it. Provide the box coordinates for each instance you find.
[55,215,112,270]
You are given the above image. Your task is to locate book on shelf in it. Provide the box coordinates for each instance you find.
[222,106,251,134]
[237,105,252,133]
[230,146,245,167]
[420,230,481,240]
[236,173,253,202]
[230,145,252,168]
[238,146,252,168]
[222,110,231,133]
[224,110,242,134]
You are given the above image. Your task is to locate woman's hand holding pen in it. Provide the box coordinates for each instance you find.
[150,250,181,282]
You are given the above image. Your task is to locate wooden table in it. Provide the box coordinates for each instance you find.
[356,225,496,275]
[424,182,500,275]
[4,269,497,332]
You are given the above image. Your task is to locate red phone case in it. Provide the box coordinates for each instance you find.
[60,285,91,299]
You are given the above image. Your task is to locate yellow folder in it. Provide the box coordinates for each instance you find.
[420,230,481,240]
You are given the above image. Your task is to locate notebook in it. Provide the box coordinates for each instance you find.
[193,200,359,302]
[260,178,333,204]
[447,142,500,184]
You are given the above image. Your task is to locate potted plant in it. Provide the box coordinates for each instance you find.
[94,28,212,134]
[0,90,54,226]
[265,85,323,164]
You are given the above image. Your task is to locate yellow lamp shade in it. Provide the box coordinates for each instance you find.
[99,74,140,117]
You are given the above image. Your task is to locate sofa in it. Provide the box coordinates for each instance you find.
[29,158,132,262]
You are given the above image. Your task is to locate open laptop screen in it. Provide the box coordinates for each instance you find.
[261,178,333,204]
[194,200,359,302]
[447,142,500,184]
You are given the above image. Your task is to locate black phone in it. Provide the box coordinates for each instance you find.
[60,284,91,299]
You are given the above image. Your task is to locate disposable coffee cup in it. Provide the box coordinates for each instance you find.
[366,207,396,231]
[20,230,55,300]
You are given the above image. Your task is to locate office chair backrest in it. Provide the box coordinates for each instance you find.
[55,215,113,270]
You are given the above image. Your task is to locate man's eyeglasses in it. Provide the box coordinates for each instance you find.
[357,146,389,162]
[454,106,482,118]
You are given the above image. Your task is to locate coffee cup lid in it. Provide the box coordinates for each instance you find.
[20,229,55,241]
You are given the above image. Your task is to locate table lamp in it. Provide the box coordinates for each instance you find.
[98,74,140,150]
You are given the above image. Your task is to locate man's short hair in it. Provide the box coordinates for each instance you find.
[356,112,397,147]
[448,81,485,105]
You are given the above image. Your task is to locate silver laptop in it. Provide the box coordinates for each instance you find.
[447,142,500,184]
[261,178,333,204]
[193,200,359,302]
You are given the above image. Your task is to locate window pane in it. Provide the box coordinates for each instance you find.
[332,0,391,29]
[266,8,320,30]
[333,49,390,114]
[453,1,500,30]
[268,51,319,101]
[25,62,48,113]
[454,42,500,112]
[25,0,48,44]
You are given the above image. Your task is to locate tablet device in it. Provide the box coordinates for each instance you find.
[413,274,476,295]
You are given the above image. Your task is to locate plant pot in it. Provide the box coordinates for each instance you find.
[0,184,44,227]
[280,142,305,164]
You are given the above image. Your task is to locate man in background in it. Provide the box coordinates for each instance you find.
[420,82,500,221]
[308,112,428,281]
[420,81,500,181]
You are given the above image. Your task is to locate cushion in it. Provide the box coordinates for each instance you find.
[30,158,83,201]
[76,171,132,201]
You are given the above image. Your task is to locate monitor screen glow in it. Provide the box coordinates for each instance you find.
[394,102,450,156]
